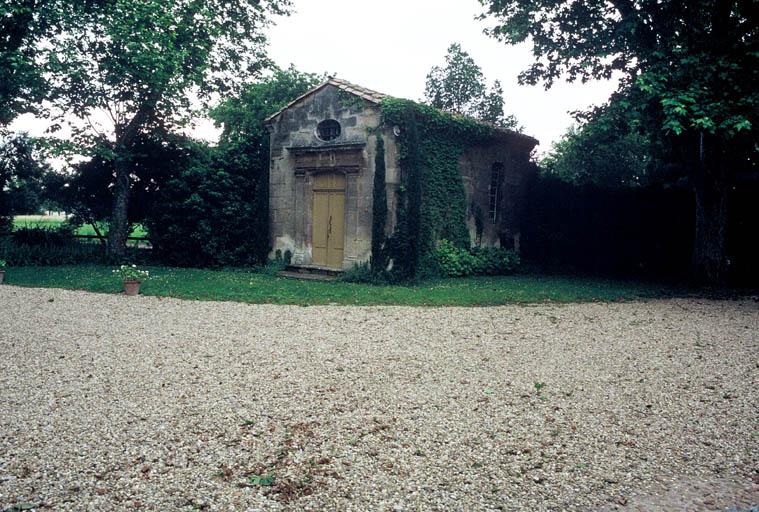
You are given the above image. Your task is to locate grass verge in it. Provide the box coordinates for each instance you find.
[0,265,685,306]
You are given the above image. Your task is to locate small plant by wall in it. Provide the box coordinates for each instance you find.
[422,240,520,278]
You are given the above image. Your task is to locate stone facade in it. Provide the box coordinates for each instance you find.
[459,135,537,251]
[266,78,537,270]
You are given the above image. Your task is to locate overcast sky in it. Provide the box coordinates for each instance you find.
[12,0,619,156]
[265,0,620,153]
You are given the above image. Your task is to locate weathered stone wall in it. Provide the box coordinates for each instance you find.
[380,125,401,238]
[268,85,401,269]
[458,137,536,250]
[268,83,535,269]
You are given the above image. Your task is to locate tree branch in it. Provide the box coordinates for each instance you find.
[610,0,657,56]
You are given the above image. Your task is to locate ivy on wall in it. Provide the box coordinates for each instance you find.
[378,98,500,277]
[335,89,371,112]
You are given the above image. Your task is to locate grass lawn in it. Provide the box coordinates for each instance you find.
[12,215,147,238]
[0,265,687,306]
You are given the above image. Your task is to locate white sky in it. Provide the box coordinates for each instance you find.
[11,0,619,156]
[265,0,620,153]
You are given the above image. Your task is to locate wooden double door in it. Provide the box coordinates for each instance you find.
[312,173,345,268]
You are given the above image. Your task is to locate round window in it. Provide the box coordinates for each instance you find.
[316,119,341,141]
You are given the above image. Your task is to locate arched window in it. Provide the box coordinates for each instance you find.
[316,119,341,141]
[489,163,504,222]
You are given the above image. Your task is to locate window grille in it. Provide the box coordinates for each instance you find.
[316,119,341,141]
[489,163,504,222]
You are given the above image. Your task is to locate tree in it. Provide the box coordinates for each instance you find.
[42,154,113,243]
[542,123,661,189]
[44,131,184,243]
[39,0,291,259]
[0,1,105,127]
[1,0,43,126]
[424,43,518,129]
[211,65,324,168]
[479,0,758,283]
[145,66,323,267]
[0,133,49,231]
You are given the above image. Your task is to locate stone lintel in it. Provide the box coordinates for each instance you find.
[291,144,366,176]
[288,142,366,154]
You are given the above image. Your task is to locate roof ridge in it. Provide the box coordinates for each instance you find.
[326,76,389,103]
[264,77,389,123]
[264,77,537,145]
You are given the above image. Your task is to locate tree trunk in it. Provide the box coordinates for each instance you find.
[106,102,154,260]
[689,136,729,284]
[107,155,130,260]
[674,131,730,285]
[89,219,107,247]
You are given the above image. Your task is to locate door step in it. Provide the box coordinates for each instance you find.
[277,265,342,281]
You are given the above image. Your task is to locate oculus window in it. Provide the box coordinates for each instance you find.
[316,119,341,141]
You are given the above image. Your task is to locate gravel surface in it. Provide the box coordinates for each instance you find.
[1,286,757,511]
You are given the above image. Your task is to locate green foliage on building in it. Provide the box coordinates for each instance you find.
[378,98,502,278]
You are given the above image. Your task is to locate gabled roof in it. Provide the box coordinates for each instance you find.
[264,77,387,123]
[264,77,538,148]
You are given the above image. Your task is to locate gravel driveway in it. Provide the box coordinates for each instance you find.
[1,286,757,511]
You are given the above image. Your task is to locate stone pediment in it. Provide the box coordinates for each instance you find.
[289,142,366,174]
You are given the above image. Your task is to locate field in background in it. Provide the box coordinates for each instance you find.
[12,215,147,238]
[1,265,687,306]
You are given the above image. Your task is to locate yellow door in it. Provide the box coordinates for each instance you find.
[327,191,345,267]
[312,173,345,268]
[312,191,330,265]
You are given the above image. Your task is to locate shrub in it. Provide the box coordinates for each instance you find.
[12,226,75,246]
[0,226,149,266]
[470,246,521,275]
[425,239,477,277]
[260,258,287,275]
[425,239,520,277]
[340,261,406,285]
[274,249,292,266]
[0,235,107,266]
[340,261,376,283]
[144,142,269,268]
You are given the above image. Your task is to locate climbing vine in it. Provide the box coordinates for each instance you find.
[336,89,370,112]
[379,98,501,277]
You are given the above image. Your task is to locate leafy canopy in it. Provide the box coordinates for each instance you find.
[541,124,660,189]
[424,43,518,129]
[0,133,49,229]
[479,0,757,140]
[43,132,187,235]
[42,0,292,152]
[0,0,97,126]
[33,0,291,258]
[144,66,322,267]
[480,0,757,282]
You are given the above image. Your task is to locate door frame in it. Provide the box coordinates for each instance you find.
[310,171,347,268]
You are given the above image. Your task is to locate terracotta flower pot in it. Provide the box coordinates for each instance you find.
[123,279,141,296]
[0,270,5,284]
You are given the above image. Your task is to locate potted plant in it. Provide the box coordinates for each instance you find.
[0,259,6,284]
[113,264,149,296]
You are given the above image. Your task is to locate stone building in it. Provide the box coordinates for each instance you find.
[265,78,538,270]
